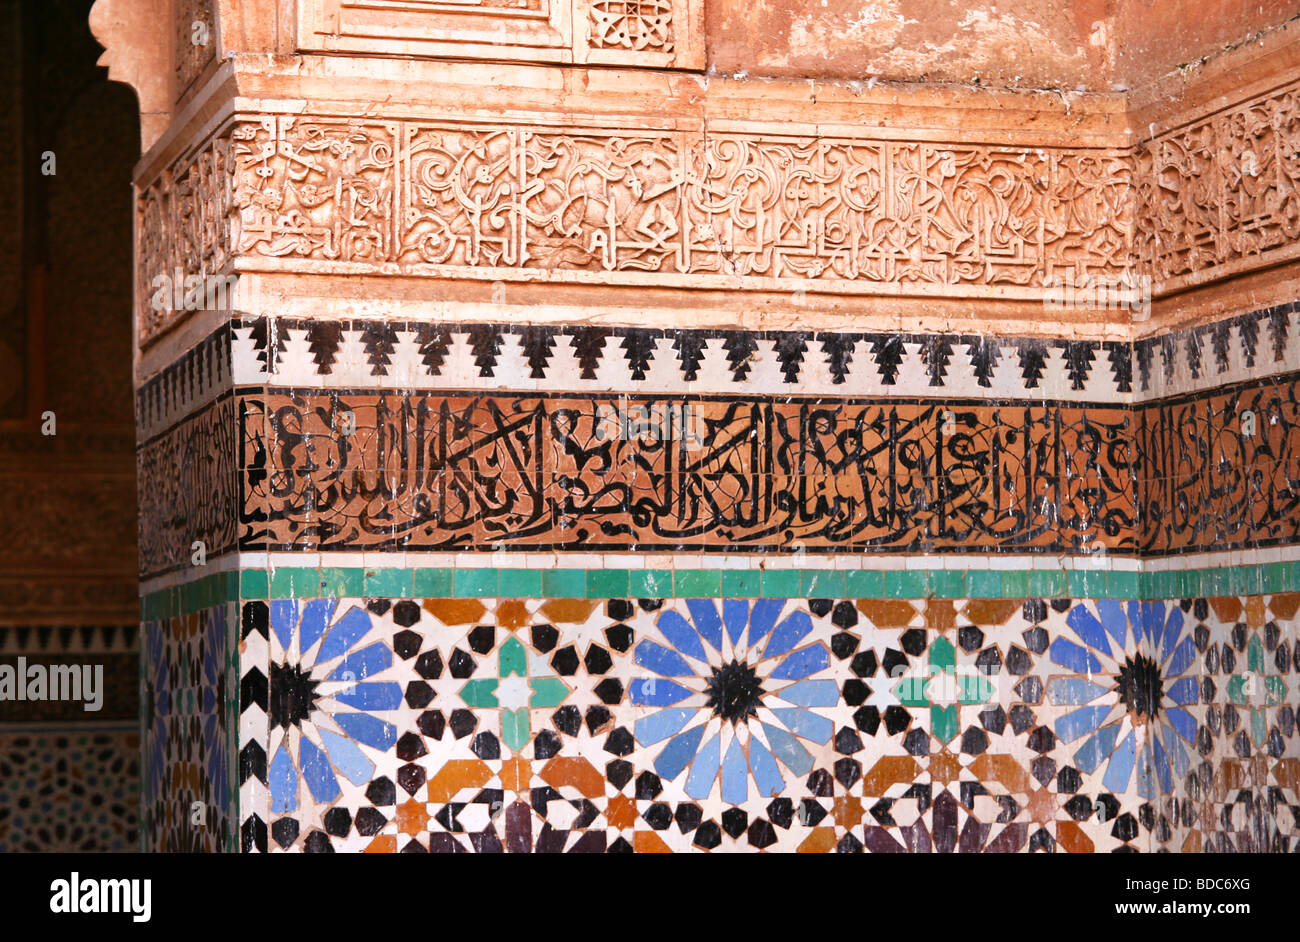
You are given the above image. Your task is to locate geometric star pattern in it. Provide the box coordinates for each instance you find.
[207,592,1300,852]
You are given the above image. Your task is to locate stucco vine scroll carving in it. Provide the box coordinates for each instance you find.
[129,67,1300,346]
[136,113,1137,344]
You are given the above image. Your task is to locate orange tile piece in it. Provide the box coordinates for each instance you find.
[500,756,531,792]
[425,759,493,802]
[855,599,918,628]
[1250,754,1269,784]
[861,755,921,795]
[928,749,963,787]
[633,831,673,853]
[964,599,1021,626]
[1246,596,1267,628]
[539,599,600,624]
[1208,597,1243,623]
[1056,821,1095,853]
[422,598,488,625]
[969,753,1034,794]
[606,794,638,830]
[395,797,429,835]
[539,756,606,799]
[1269,593,1300,621]
[1218,759,1249,793]
[496,600,531,630]
[797,828,837,853]
[832,795,865,829]
[364,835,398,853]
[1182,832,1202,853]
[924,599,957,633]
[1272,758,1300,791]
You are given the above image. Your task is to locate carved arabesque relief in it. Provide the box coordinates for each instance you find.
[1135,80,1300,289]
[134,76,1300,346]
[137,133,234,344]
[137,114,1137,342]
[588,0,674,52]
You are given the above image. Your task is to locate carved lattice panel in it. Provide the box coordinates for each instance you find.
[297,0,703,69]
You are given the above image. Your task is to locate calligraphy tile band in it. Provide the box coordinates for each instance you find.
[134,304,1300,577]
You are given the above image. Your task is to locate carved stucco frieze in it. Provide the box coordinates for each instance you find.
[134,72,1300,346]
[136,113,1137,344]
[89,0,1300,347]
[1135,80,1300,291]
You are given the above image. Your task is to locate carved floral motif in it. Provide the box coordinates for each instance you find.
[134,77,1300,345]
[588,0,674,52]
[1135,81,1300,287]
[136,115,1136,343]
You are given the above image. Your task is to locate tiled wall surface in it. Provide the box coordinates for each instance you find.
[139,605,238,852]
[142,583,1300,852]
[135,301,1300,852]
[0,728,140,852]
[0,625,140,852]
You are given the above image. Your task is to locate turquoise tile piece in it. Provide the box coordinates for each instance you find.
[588,569,630,598]
[676,570,722,597]
[499,569,543,598]
[630,570,673,598]
[454,568,498,597]
[761,570,801,598]
[966,570,1003,598]
[365,568,413,598]
[542,569,587,598]
[411,568,453,597]
[802,570,845,597]
[845,570,885,598]
[721,570,762,598]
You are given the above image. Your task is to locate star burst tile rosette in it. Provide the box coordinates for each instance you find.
[266,600,402,816]
[1047,600,1200,801]
[630,599,836,805]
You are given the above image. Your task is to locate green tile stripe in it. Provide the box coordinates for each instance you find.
[139,561,1300,616]
[139,570,238,620]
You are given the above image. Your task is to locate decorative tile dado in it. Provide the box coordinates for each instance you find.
[130,305,1300,578]
[0,728,140,853]
[147,560,1300,613]
[141,603,238,852]
[0,624,137,656]
[137,394,239,577]
[1133,303,1299,399]
[139,304,1300,424]
[232,374,1296,561]
[136,322,232,442]
[227,592,1300,852]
